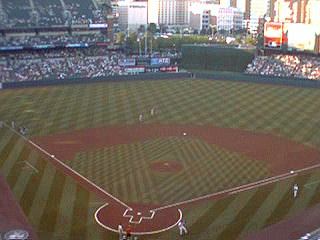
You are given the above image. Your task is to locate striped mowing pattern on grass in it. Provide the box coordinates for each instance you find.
[0,79,320,240]
[70,137,269,205]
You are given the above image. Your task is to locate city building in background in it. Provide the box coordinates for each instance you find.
[147,0,192,26]
[305,0,320,24]
[118,0,148,31]
[188,2,219,31]
[217,7,243,31]
[272,0,320,24]
[249,0,271,33]
[273,0,293,22]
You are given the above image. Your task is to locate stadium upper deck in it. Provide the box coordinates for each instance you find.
[0,0,103,29]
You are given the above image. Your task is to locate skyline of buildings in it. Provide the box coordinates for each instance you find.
[113,0,320,33]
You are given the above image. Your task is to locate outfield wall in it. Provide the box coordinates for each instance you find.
[181,45,255,72]
[194,72,320,88]
[2,72,320,90]
[1,73,189,89]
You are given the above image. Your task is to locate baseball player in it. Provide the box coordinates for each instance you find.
[178,219,188,236]
[139,114,143,122]
[150,108,154,116]
[293,183,298,198]
[118,223,123,240]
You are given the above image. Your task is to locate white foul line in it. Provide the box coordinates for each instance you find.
[152,172,298,212]
[3,122,131,210]
[151,163,320,212]
[94,203,182,235]
[4,121,320,234]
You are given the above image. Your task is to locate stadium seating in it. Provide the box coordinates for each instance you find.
[0,0,101,28]
[64,0,95,24]
[0,33,109,47]
[2,0,32,28]
[245,54,320,80]
[33,0,64,26]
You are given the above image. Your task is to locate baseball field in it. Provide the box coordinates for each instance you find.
[0,78,320,239]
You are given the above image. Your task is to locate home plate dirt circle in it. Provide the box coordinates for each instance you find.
[95,203,182,235]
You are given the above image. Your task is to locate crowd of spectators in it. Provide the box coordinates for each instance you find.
[0,48,125,82]
[245,54,320,80]
[1,0,104,28]
[0,34,109,47]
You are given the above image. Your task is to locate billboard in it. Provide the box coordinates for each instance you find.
[89,23,108,29]
[118,58,136,66]
[124,66,146,74]
[150,57,170,66]
[264,22,284,48]
[160,66,178,72]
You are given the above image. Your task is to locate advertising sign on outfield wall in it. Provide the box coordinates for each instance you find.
[150,58,171,66]
[118,58,136,66]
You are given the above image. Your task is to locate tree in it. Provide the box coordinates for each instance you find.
[244,34,257,46]
[138,25,146,34]
[147,23,157,35]
[235,34,242,44]
[125,32,138,54]
[200,28,207,35]
[116,32,125,45]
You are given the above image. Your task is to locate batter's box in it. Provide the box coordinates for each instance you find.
[123,208,155,224]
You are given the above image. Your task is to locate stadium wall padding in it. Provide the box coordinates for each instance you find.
[2,72,320,90]
[1,73,190,89]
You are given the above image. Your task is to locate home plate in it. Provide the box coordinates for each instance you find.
[137,212,142,216]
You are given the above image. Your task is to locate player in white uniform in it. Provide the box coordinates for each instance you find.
[118,223,123,240]
[139,114,143,122]
[293,183,298,198]
[178,219,188,236]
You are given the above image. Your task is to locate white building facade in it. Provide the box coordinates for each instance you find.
[217,7,243,31]
[188,2,219,30]
[249,0,270,33]
[148,0,192,26]
[118,0,148,31]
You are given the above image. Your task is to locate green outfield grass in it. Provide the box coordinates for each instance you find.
[0,79,320,239]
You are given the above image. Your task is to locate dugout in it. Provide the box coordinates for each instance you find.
[181,45,255,72]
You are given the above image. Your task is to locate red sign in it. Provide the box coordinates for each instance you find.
[264,22,284,48]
